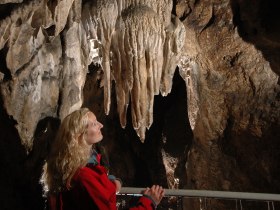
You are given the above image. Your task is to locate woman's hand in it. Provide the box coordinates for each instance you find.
[143,185,165,206]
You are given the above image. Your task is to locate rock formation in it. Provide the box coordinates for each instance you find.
[0,0,280,210]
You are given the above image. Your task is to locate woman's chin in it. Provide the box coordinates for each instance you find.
[98,135,103,142]
[86,135,103,145]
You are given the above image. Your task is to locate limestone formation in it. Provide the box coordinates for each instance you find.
[0,0,186,144]
[83,0,185,141]
[0,0,88,150]
[1,0,280,210]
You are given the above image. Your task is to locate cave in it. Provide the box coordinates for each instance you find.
[0,0,280,210]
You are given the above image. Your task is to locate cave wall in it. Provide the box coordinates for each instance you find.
[0,0,280,210]
[179,0,280,209]
[181,0,280,189]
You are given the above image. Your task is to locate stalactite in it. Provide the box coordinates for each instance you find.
[54,0,75,36]
[0,0,86,150]
[112,5,165,140]
[115,0,172,26]
[84,0,186,141]
[95,0,118,115]
[179,55,200,130]
[83,0,118,115]
[161,15,186,96]
[0,0,186,145]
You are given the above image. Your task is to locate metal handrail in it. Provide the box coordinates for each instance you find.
[119,187,280,201]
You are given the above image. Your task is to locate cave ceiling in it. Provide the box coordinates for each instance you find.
[1,1,280,209]
[0,0,279,152]
[0,0,188,147]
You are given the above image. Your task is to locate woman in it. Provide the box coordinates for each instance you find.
[41,108,165,210]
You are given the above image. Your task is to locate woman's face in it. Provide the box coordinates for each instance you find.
[85,112,103,145]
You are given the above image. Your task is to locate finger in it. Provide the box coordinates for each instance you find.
[160,189,165,198]
[155,185,162,194]
[142,187,150,194]
[153,185,159,192]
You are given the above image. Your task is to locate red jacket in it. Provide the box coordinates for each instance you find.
[49,164,155,210]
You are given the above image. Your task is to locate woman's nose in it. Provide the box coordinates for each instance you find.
[99,122,103,128]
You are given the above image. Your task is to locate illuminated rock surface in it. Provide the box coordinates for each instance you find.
[0,0,280,210]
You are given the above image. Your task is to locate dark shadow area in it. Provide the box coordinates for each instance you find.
[83,65,193,191]
[22,117,60,210]
[0,3,15,20]
[0,0,38,21]
[119,69,193,189]
[222,119,280,193]
[184,197,280,210]
[0,92,27,210]
[0,87,60,210]
[115,69,192,209]
[230,0,280,81]
[0,45,12,81]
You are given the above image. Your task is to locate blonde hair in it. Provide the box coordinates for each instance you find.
[41,108,92,195]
